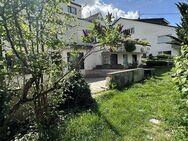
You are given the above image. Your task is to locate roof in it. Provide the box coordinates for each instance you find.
[112,18,177,28]
[136,18,170,26]
[70,1,81,7]
[85,12,104,22]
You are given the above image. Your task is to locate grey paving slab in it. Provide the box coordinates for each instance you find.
[86,77,108,94]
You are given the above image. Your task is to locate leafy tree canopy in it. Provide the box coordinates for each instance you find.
[0,0,75,140]
[174,1,188,139]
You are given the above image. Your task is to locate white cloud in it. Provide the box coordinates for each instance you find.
[75,0,98,6]
[74,0,139,19]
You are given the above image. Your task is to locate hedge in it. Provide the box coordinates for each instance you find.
[146,60,173,67]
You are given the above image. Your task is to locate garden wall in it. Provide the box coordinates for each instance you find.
[106,68,145,89]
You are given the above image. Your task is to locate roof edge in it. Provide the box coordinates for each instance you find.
[70,2,81,7]
[113,17,177,28]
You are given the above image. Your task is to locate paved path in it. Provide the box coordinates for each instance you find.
[86,77,108,94]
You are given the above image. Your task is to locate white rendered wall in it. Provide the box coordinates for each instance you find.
[115,19,179,56]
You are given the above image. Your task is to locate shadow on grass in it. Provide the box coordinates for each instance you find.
[138,67,173,86]
[153,67,172,77]
[91,100,122,137]
[61,92,122,138]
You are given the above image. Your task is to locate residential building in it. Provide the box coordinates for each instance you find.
[113,18,179,56]
[61,2,148,75]
[2,1,179,76]
[60,1,179,76]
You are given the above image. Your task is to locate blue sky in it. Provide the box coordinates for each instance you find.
[102,0,187,25]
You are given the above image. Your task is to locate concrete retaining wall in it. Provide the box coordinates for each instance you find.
[106,68,144,89]
[85,69,123,78]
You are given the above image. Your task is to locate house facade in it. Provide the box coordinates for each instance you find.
[61,2,148,75]
[114,18,179,56]
[61,1,179,75]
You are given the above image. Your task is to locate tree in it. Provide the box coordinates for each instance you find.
[0,0,73,140]
[167,3,188,46]
[174,1,188,139]
[176,2,188,45]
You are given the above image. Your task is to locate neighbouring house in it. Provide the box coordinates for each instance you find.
[113,18,179,56]
[60,1,179,76]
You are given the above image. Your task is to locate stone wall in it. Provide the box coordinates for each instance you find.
[106,68,145,89]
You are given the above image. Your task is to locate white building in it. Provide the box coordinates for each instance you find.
[61,2,179,75]
[113,18,179,56]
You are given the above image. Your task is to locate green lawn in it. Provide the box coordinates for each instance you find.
[58,68,180,141]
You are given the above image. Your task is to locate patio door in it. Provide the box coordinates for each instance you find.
[132,55,137,64]
[111,54,118,65]
[123,54,128,67]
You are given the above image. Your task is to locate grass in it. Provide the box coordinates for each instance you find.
[58,68,180,141]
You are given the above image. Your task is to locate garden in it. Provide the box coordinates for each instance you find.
[0,0,188,141]
[58,68,182,141]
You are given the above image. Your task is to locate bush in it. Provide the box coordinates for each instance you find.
[148,54,153,59]
[146,60,173,67]
[0,89,30,141]
[95,64,124,69]
[58,70,94,109]
[157,54,172,60]
[124,40,136,52]
[174,45,188,139]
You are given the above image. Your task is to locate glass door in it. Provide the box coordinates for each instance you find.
[123,54,128,67]
[110,54,118,65]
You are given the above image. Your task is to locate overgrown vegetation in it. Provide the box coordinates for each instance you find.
[57,68,181,141]
[173,1,188,140]
[58,70,93,110]
[142,54,174,67]
[0,0,79,140]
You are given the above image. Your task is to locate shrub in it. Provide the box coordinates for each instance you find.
[0,89,30,141]
[0,91,6,127]
[174,45,188,138]
[128,63,138,69]
[146,60,173,67]
[58,70,94,109]
[95,64,124,69]
[124,40,136,52]
[148,54,153,59]
[173,2,188,139]
[157,54,172,60]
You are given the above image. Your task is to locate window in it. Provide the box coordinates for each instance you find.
[158,51,172,55]
[68,6,77,15]
[130,28,135,34]
[123,28,135,35]
[67,52,84,69]
[157,35,172,44]
[163,51,171,55]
